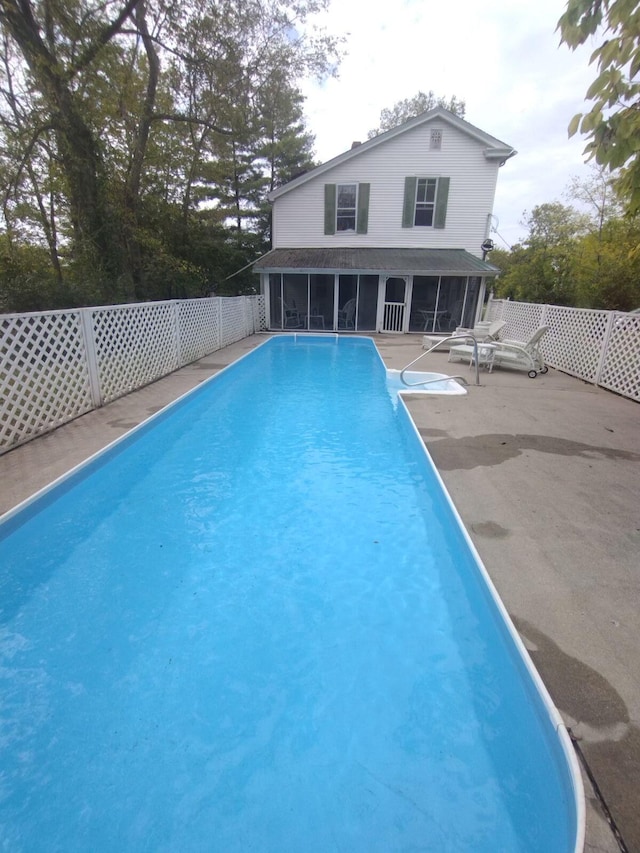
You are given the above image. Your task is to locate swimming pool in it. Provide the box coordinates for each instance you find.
[0,335,583,851]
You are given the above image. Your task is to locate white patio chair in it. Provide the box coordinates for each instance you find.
[278,297,303,328]
[452,319,506,341]
[337,298,356,329]
[490,325,550,377]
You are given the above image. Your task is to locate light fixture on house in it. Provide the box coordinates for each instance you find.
[481,238,495,260]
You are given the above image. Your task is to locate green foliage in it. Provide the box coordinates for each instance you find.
[571,218,640,309]
[492,176,640,310]
[0,0,340,311]
[558,0,640,213]
[367,90,466,138]
[493,203,587,305]
[0,237,102,312]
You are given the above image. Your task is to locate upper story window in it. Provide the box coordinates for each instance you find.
[414,178,437,226]
[430,129,442,150]
[324,183,370,235]
[336,184,357,231]
[402,176,449,229]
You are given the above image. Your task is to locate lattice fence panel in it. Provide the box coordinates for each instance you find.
[92,302,178,403]
[177,298,221,365]
[599,313,640,401]
[254,294,267,331]
[491,300,545,344]
[542,305,609,382]
[488,299,639,400]
[1,311,93,450]
[220,297,249,348]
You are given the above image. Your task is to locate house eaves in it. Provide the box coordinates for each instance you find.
[268,107,516,202]
[253,247,501,276]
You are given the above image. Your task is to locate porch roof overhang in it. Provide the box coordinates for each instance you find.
[253,247,500,277]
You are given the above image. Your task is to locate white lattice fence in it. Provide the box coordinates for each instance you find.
[178,298,221,365]
[600,314,640,401]
[220,298,250,348]
[488,299,640,401]
[1,295,266,454]
[92,302,179,404]
[253,295,267,332]
[1,311,94,448]
[489,300,545,344]
[541,305,609,383]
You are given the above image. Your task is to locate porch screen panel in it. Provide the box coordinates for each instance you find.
[283,274,308,328]
[357,275,378,331]
[338,276,357,330]
[310,274,334,330]
[439,277,467,332]
[409,276,440,333]
[269,274,283,329]
[460,277,480,328]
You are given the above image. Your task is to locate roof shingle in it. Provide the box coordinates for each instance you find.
[253,247,500,275]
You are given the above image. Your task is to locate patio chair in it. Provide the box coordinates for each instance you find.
[278,297,303,328]
[490,325,550,377]
[337,298,356,329]
[453,319,506,341]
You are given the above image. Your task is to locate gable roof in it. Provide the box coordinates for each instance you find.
[269,107,516,202]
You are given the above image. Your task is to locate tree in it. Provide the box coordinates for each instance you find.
[493,204,589,305]
[367,90,466,138]
[0,0,342,307]
[564,164,624,238]
[558,0,640,213]
[572,217,640,309]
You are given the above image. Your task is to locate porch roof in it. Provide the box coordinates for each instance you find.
[253,247,500,276]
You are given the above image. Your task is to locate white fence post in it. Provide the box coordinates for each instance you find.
[79,308,103,407]
[596,312,615,387]
[173,301,183,367]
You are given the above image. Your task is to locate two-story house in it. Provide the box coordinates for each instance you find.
[254,108,516,334]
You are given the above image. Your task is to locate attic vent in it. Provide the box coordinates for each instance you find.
[430,129,442,150]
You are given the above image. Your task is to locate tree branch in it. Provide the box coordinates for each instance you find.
[66,0,143,79]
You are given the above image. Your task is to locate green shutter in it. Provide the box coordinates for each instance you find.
[434,177,450,229]
[356,182,370,234]
[402,177,417,228]
[324,184,336,235]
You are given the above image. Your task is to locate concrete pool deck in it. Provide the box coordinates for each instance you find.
[1,332,639,853]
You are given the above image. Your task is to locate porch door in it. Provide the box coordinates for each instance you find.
[382,277,407,332]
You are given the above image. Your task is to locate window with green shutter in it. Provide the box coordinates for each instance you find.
[402,176,449,229]
[325,183,370,234]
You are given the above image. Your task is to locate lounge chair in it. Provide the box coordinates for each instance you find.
[443,319,506,358]
[490,325,550,377]
[453,319,506,341]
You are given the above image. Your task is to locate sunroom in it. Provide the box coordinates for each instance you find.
[254,247,500,334]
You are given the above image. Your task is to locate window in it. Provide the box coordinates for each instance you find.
[336,184,357,231]
[430,129,442,150]
[414,178,437,226]
[324,183,370,235]
[402,176,449,229]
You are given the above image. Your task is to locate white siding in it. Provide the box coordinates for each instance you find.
[272,122,502,256]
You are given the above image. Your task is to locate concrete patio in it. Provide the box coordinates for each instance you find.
[1,332,639,852]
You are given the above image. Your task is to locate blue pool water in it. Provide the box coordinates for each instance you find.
[0,335,580,851]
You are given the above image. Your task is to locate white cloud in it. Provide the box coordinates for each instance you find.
[300,0,600,245]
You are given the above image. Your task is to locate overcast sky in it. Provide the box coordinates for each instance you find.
[300,0,599,249]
